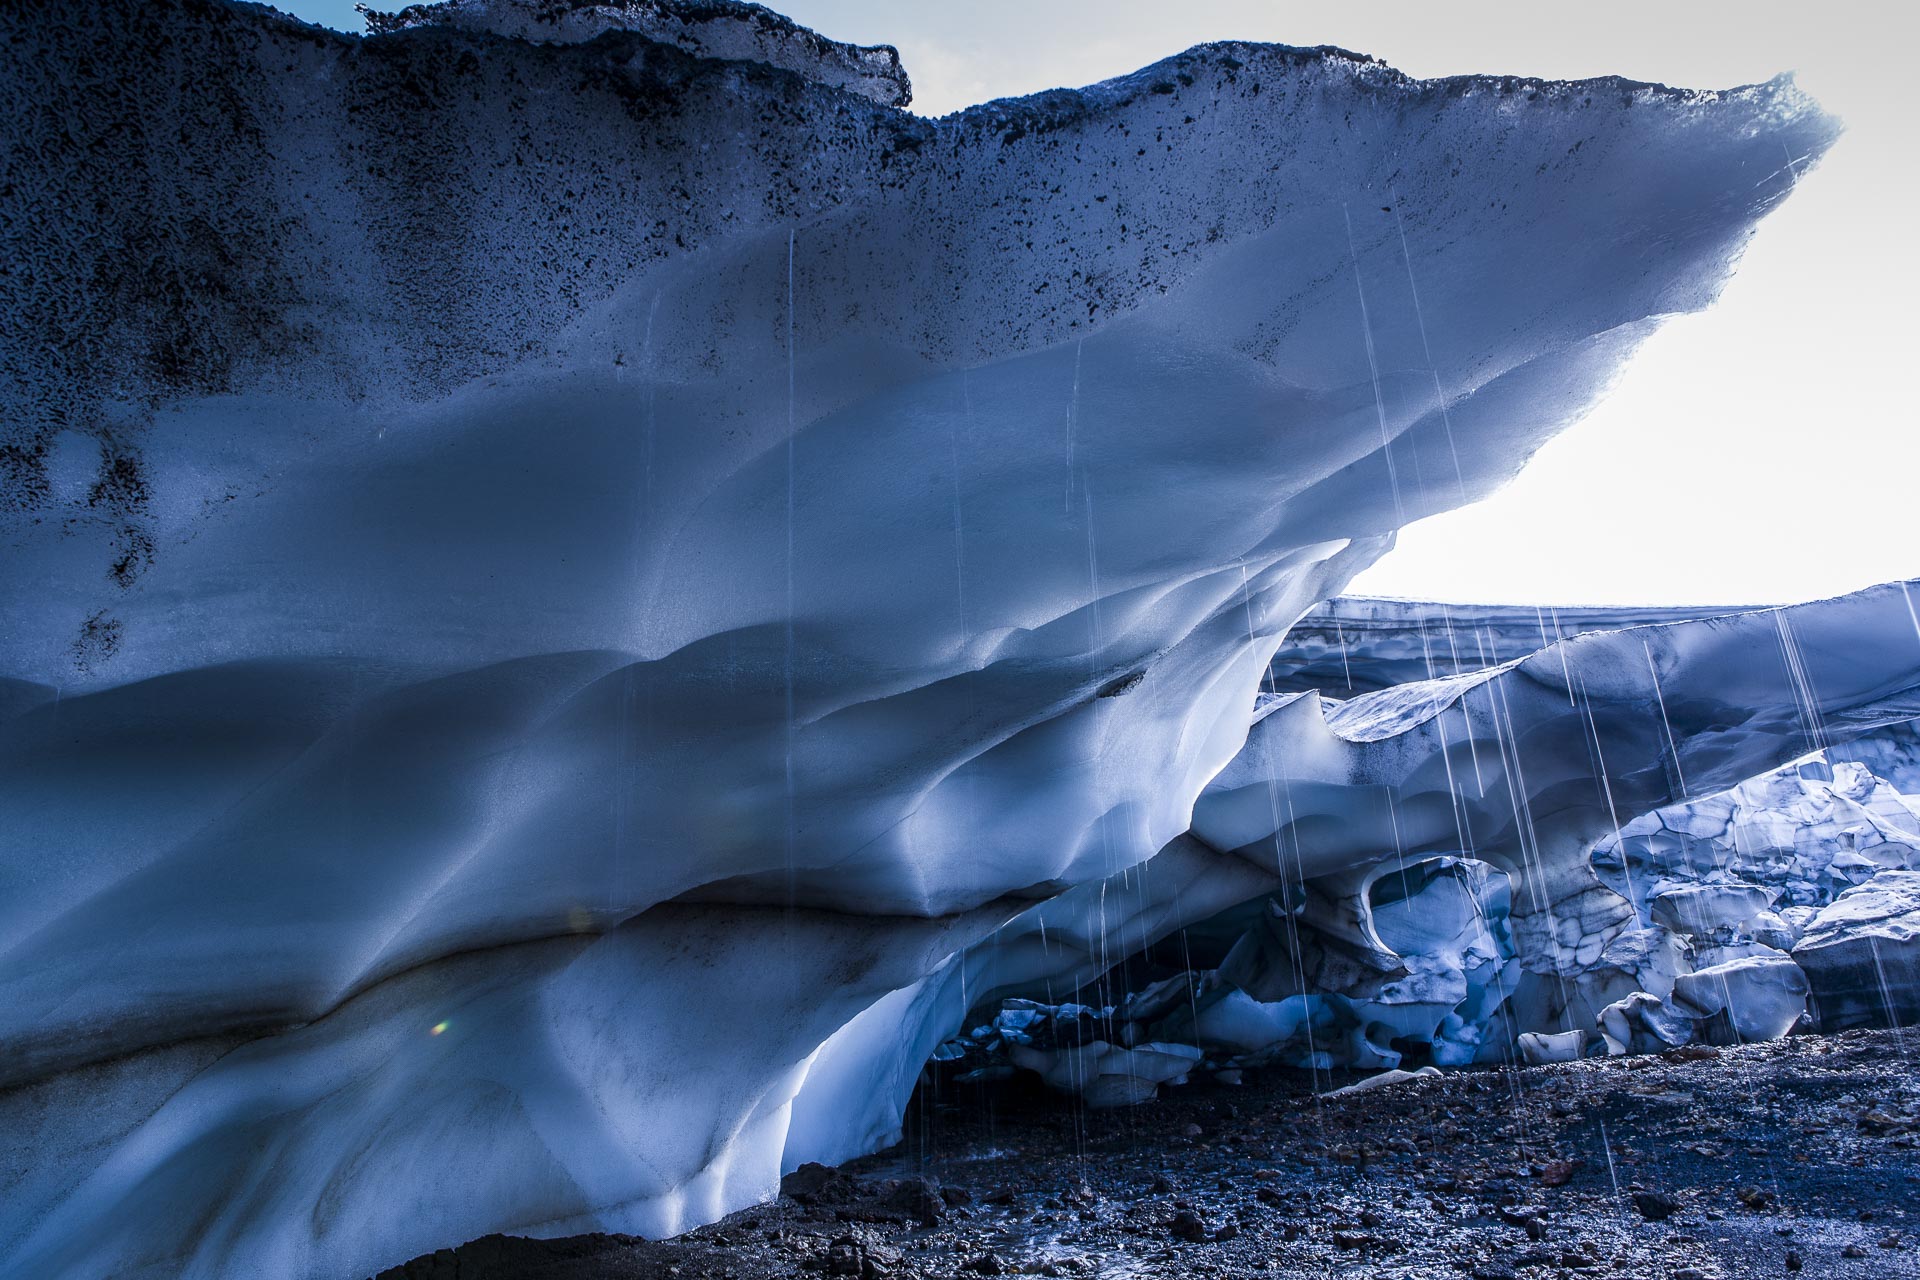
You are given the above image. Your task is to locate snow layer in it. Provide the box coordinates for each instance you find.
[0,0,1844,1275]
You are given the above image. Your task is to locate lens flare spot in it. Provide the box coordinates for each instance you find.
[429,1020,449,1036]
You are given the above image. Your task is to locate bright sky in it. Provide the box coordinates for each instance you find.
[282,1,1918,605]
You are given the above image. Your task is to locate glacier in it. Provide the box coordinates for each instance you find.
[0,0,1896,1276]
[929,587,1920,1099]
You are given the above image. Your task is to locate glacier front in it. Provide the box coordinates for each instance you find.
[0,1,1859,1276]
[919,585,1920,1104]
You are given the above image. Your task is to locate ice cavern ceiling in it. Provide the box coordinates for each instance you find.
[2,1,1916,1277]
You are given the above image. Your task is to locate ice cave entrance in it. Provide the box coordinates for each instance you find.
[1363,856,1518,1068]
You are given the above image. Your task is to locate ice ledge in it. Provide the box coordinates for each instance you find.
[358,0,913,106]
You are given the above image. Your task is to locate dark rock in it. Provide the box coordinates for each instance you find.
[1169,1209,1211,1243]
[785,1163,868,1207]
[826,1236,864,1277]
[1497,1204,1547,1227]
[881,1177,944,1227]
[1632,1190,1682,1221]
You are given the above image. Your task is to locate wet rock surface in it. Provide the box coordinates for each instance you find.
[381,1029,1920,1278]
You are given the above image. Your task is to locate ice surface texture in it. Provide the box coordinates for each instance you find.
[1593,736,1920,1033]
[357,0,914,105]
[1268,598,1755,697]
[1796,870,1920,1028]
[1197,587,1920,1058]
[0,0,1845,1275]
[927,586,1920,1099]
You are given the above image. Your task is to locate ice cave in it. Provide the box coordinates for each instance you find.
[3,1,1918,1277]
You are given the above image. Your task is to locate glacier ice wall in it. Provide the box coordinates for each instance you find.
[911,585,1920,1103]
[1266,598,1756,696]
[1263,597,1920,1039]
[0,0,1848,1275]
[1596,752,1920,919]
[1196,586,1920,1051]
[1795,870,1920,1030]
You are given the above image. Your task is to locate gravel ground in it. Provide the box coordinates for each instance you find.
[380,1029,1920,1279]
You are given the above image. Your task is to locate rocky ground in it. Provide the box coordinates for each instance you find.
[381,1029,1920,1279]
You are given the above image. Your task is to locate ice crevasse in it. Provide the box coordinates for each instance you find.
[0,0,1869,1275]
